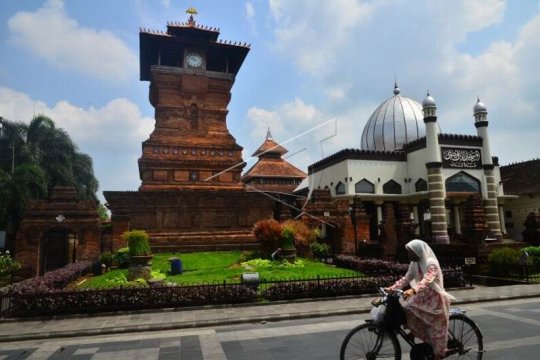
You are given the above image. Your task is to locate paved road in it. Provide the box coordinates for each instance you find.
[1,297,539,359]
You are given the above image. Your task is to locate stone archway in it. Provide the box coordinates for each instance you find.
[40,227,77,274]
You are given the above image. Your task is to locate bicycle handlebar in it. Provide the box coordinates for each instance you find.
[379,287,403,296]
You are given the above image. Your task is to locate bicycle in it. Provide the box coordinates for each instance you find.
[340,288,484,359]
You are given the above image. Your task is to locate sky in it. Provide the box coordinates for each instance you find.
[1,0,539,204]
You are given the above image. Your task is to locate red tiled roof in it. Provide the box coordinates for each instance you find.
[251,139,287,157]
[243,157,306,180]
[500,158,540,195]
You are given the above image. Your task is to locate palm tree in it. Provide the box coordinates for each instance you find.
[0,115,100,250]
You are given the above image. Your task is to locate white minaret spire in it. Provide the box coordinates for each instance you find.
[474,97,502,240]
[422,91,449,244]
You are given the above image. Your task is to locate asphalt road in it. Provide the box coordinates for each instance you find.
[1,297,539,359]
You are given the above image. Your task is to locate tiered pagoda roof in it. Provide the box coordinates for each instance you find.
[242,130,306,194]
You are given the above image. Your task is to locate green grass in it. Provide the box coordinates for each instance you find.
[77,251,362,289]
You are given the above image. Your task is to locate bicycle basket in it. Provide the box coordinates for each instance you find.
[382,295,406,331]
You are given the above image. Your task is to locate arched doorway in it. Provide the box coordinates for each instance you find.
[40,228,77,274]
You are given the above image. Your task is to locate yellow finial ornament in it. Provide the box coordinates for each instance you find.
[186,7,198,26]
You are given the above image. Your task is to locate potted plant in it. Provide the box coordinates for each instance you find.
[123,230,153,281]
[124,230,152,262]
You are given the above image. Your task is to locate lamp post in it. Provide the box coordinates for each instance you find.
[349,197,358,255]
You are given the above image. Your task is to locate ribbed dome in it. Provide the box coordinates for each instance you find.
[361,84,425,151]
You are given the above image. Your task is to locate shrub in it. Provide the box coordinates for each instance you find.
[488,247,521,265]
[282,220,318,257]
[7,284,258,317]
[310,241,330,259]
[112,247,130,268]
[124,230,152,256]
[99,251,113,268]
[0,250,21,279]
[6,261,92,295]
[262,276,398,301]
[522,246,540,265]
[254,219,283,256]
[334,255,466,288]
[281,224,296,249]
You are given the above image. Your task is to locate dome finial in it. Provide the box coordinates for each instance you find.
[393,79,400,95]
[266,127,273,140]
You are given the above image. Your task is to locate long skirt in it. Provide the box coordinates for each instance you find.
[401,287,450,357]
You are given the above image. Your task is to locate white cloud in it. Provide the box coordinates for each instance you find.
[246,97,354,169]
[245,2,256,20]
[0,87,153,197]
[268,0,376,74]
[7,0,137,83]
[461,0,505,32]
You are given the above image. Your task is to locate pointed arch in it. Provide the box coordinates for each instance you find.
[335,181,346,195]
[383,179,402,194]
[415,178,427,192]
[355,178,375,194]
[445,171,480,193]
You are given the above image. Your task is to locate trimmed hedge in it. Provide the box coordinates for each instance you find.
[8,284,257,317]
[7,261,93,295]
[335,255,466,288]
[262,276,398,301]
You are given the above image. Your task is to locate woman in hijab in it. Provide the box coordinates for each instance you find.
[385,239,455,359]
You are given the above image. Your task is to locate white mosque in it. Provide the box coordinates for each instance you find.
[303,83,514,245]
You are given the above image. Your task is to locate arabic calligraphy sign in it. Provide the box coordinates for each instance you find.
[441,147,482,169]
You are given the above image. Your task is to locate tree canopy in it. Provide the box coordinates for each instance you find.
[0,115,100,245]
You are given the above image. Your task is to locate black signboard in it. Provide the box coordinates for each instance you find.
[441,147,482,169]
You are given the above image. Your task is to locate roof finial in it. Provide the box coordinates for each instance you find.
[393,78,400,95]
[186,7,198,26]
[266,127,273,140]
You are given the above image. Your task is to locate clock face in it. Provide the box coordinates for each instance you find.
[186,52,203,68]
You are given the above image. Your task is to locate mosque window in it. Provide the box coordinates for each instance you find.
[335,182,346,195]
[415,178,427,192]
[355,179,375,194]
[383,180,402,194]
[445,172,480,193]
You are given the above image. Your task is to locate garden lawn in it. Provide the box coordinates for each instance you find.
[77,251,362,289]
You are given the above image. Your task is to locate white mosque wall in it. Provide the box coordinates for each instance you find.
[309,161,350,196]
[347,159,408,194]
[406,148,428,188]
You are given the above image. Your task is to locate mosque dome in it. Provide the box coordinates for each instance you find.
[361,84,426,151]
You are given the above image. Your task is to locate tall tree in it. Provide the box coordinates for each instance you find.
[0,115,100,249]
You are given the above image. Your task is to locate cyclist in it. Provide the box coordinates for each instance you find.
[385,239,455,360]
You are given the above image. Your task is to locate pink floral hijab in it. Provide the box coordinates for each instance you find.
[405,239,455,301]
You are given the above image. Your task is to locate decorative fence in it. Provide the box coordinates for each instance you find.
[0,272,399,318]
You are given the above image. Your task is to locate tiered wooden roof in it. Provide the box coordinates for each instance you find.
[242,131,306,194]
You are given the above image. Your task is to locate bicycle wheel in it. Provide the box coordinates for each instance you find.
[446,314,484,359]
[340,322,401,360]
